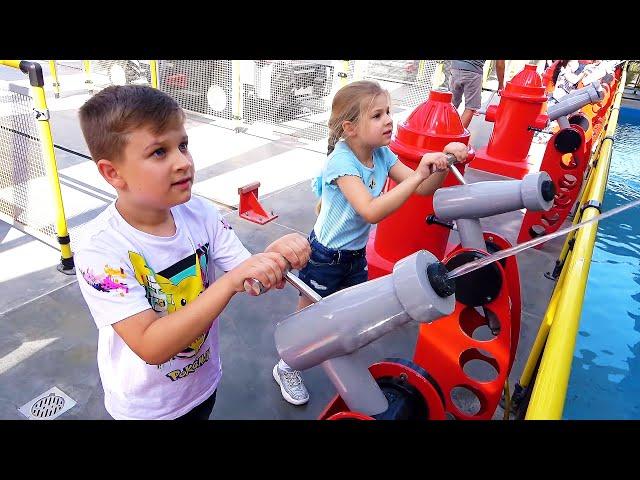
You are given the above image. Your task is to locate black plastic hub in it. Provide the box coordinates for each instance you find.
[554,128,582,153]
[444,250,502,307]
[568,113,590,132]
[541,180,556,202]
[427,261,456,297]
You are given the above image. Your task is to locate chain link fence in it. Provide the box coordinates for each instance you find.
[65,60,536,154]
[0,86,57,244]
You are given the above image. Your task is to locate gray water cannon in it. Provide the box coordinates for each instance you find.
[433,171,555,251]
[274,250,455,416]
[548,82,605,126]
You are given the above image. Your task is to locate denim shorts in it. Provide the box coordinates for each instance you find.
[297,231,368,298]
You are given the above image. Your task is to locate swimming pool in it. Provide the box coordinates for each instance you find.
[563,105,640,419]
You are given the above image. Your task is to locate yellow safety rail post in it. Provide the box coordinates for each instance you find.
[82,60,94,93]
[149,60,159,89]
[416,60,426,83]
[340,60,350,87]
[431,61,445,89]
[48,60,61,98]
[482,61,492,88]
[525,68,625,419]
[0,60,75,274]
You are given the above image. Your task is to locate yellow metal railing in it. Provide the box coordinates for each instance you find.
[48,61,61,98]
[82,60,93,92]
[149,60,159,89]
[0,60,75,274]
[524,67,626,419]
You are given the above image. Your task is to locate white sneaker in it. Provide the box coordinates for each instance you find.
[273,363,309,405]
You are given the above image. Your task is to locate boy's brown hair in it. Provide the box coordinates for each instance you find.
[78,84,185,162]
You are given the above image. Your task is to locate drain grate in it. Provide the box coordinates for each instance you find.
[18,387,76,420]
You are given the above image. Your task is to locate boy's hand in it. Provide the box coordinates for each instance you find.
[226,252,289,293]
[443,142,469,163]
[265,233,311,271]
[416,152,449,179]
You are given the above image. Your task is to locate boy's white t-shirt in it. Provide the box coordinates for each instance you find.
[75,195,250,420]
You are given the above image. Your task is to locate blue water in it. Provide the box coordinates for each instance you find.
[563,106,640,419]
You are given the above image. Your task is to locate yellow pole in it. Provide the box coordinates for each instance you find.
[31,83,74,272]
[518,258,569,387]
[149,60,158,89]
[341,60,350,87]
[83,60,93,93]
[1,60,21,69]
[0,61,74,272]
[525,174,604,419]
[525,80,624,419]
[49,60,61,98]
[432,62,444,88]
[417,60,426,82]
[482,61,493,89]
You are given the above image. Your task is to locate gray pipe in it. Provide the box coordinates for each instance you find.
[275,250,454,415]
[433,171,553,221]
[548,82,604,121]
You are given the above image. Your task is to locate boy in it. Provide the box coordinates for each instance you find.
[75,85,310,420]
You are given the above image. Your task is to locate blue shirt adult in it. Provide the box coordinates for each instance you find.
[311,140,398,250]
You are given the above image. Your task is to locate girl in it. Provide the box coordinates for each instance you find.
[272,80,469,406]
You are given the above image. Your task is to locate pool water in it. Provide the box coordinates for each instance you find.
[563,106,640,419]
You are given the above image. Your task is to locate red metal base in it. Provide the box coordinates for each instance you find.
[318,360,446,420]
[238,181,278,225]
[412,239,519,420]
[469,147,531,180]
[517,126,587,247]
[365,227,396,280]
[447,233,521,371]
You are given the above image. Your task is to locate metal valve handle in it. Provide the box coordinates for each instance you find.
[441,152,467,185]
[243,259,321,303]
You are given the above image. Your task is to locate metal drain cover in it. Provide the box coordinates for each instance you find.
[18,387,76,420]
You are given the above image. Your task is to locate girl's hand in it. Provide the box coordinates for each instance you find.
[416,152,449,179]
[443,142,469,163]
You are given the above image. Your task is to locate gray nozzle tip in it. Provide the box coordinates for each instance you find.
[541,180,556,202]
[427,261,456,298]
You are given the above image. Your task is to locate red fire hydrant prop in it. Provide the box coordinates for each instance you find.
[470,64,548,179]
[366,89,473,279]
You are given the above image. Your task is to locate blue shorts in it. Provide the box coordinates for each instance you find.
[297,230,368,298]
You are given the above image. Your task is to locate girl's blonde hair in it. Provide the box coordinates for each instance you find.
[316,80,389,215]
[326,80,389,155]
